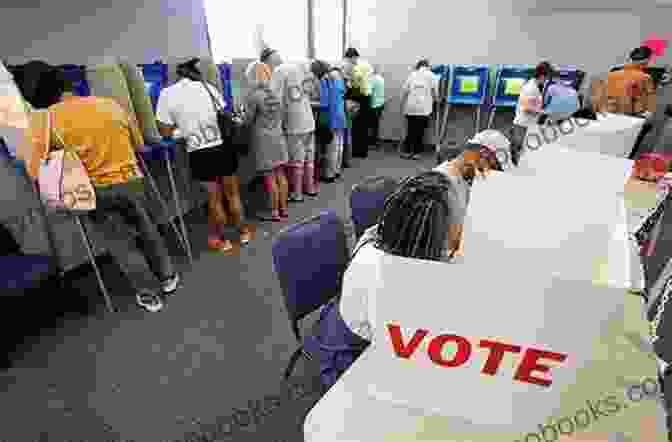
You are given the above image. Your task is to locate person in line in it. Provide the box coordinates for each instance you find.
[35,67,180,312]
[512,61,553,157]
[244,61,289,221]
[368,64,386,150]
[156,58,253,253]
[400,59,438,160]
[311,59,347,183]
[262,48,318,202]
[342,48,372,159]
[313,170,470,389]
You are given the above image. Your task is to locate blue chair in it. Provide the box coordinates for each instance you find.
[139,61,168,112]
[350,176,401,238]
[448,64,491,135]
[487,64,535,129]
[271,210,350,380]
[217,63,233,112]
[58,65,90,96]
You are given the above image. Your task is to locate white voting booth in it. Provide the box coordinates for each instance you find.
[361,147,632,429]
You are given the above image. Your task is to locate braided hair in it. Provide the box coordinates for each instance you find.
[375,171,460,261]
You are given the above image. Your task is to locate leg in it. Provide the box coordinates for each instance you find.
[414,116,430,156]
[403,115,416,158]
[286,134,306,202]
[259,172,280,221]
[219,175,252,241]
[323,129,339,180]
[342,128,352,168]
[335,129,344,177]
[303,133,318,196]
[275,166,289,218]
[203,181,232,251]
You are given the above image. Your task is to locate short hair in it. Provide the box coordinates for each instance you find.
[376,171,461,261]
[311,59,330,79]
[344,48,360,59]
[260,48,276,63]
[535,61,553,79]
[415,59,430,70]
[630,46,653,63]
[176,58,202,81]
[33,67,67,108]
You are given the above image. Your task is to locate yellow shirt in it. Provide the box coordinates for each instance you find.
[28,95,144,186]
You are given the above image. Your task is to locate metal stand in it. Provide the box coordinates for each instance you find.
[74,214,114,313]
[136,150,192,264]
[163,149,193,264]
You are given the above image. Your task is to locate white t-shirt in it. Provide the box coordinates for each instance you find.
[513,78,542,127]
[270,63,315,135]
[402,67,438,116]
[156,78,227,153]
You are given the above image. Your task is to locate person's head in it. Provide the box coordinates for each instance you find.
[311,59,331,80]
[376,171,465,261]
[261,47,282,68]
[534,61,553,83]
[245,61,272,88]
[344,47,360,62]
[462,129,515,173]
[629,46,653,66]
[33,66,72,108]
[415,59,430,70]
[176,58,202,81]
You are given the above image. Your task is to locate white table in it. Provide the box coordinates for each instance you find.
[304,180,663,442]
[526,113,646,159]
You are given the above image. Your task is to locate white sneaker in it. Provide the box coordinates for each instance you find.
[161,273,180,295]
[136,289,164,312]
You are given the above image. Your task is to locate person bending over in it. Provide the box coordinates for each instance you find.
[156,58,253,253]
[315,171,468,388]
[401,59,438,160]
[34,67,179,312]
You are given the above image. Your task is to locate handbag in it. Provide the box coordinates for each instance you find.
[37,111,96,211]
[200,81,248,155]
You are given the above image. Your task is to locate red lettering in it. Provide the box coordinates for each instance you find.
[514,348,568,387]
[479,340,522,376]
[427,335,472,368]
[387,324,427,359]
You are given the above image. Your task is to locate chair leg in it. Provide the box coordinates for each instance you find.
[284,347,304,379]
[74,215,115,313]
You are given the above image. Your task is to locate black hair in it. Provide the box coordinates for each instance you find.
[375,171,458,261]
[33,66,67,108]
[535,61,553,80]
[177,58,202,81]
[415,59,430,70]
[311,59,331,79]
[260,48,276,63]
[630,46,653,63]
[344,48,360,59]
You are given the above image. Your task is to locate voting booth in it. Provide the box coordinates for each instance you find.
[139,61,168,112]
[58,65,90,97]
[217,63,234,112]
[448,64,490,135]
[487,64,534,129]
[554,64,585,91]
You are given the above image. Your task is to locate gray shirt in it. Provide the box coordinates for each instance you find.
[270,63,315,135]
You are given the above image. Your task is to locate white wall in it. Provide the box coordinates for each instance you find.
[0,0,210,65]
[349,1,672,139]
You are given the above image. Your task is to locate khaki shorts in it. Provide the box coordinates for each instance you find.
[286,132,315,164]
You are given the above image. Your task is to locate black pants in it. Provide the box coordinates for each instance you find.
[352,95,372,158]
[92,180,175,293]
[404,115,430,155]
[369,106,384,146]
[629,120,654,160]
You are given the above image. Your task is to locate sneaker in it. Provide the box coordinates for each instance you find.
[136,289,164,312]
[288,195,304,203]
[240,231,253,244]
[412,154,422,160]
[161,273,180,295]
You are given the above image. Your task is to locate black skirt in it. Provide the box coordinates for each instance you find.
[188,144,239,181]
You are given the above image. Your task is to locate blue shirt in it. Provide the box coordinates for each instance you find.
[319,77,346,130]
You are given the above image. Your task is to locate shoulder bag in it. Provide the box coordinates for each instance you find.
[201,81,249,156]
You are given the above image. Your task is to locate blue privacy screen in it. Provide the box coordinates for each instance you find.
[139,62,168,111]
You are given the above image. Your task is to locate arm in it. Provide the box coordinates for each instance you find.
[154,93,177,139]
[400,78,411,114]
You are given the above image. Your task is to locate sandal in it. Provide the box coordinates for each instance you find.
[279,209,289,219]
[240,231,253,245]
[208,238,233,253]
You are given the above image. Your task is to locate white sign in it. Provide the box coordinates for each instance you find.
[365,169,628,429]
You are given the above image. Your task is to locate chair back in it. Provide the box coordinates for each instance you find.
[272,210,349,340]
[349,176,401,238]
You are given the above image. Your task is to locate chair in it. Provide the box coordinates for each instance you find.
[271,210,350,379]
[487,64,535,129]
[350,176,401,238]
